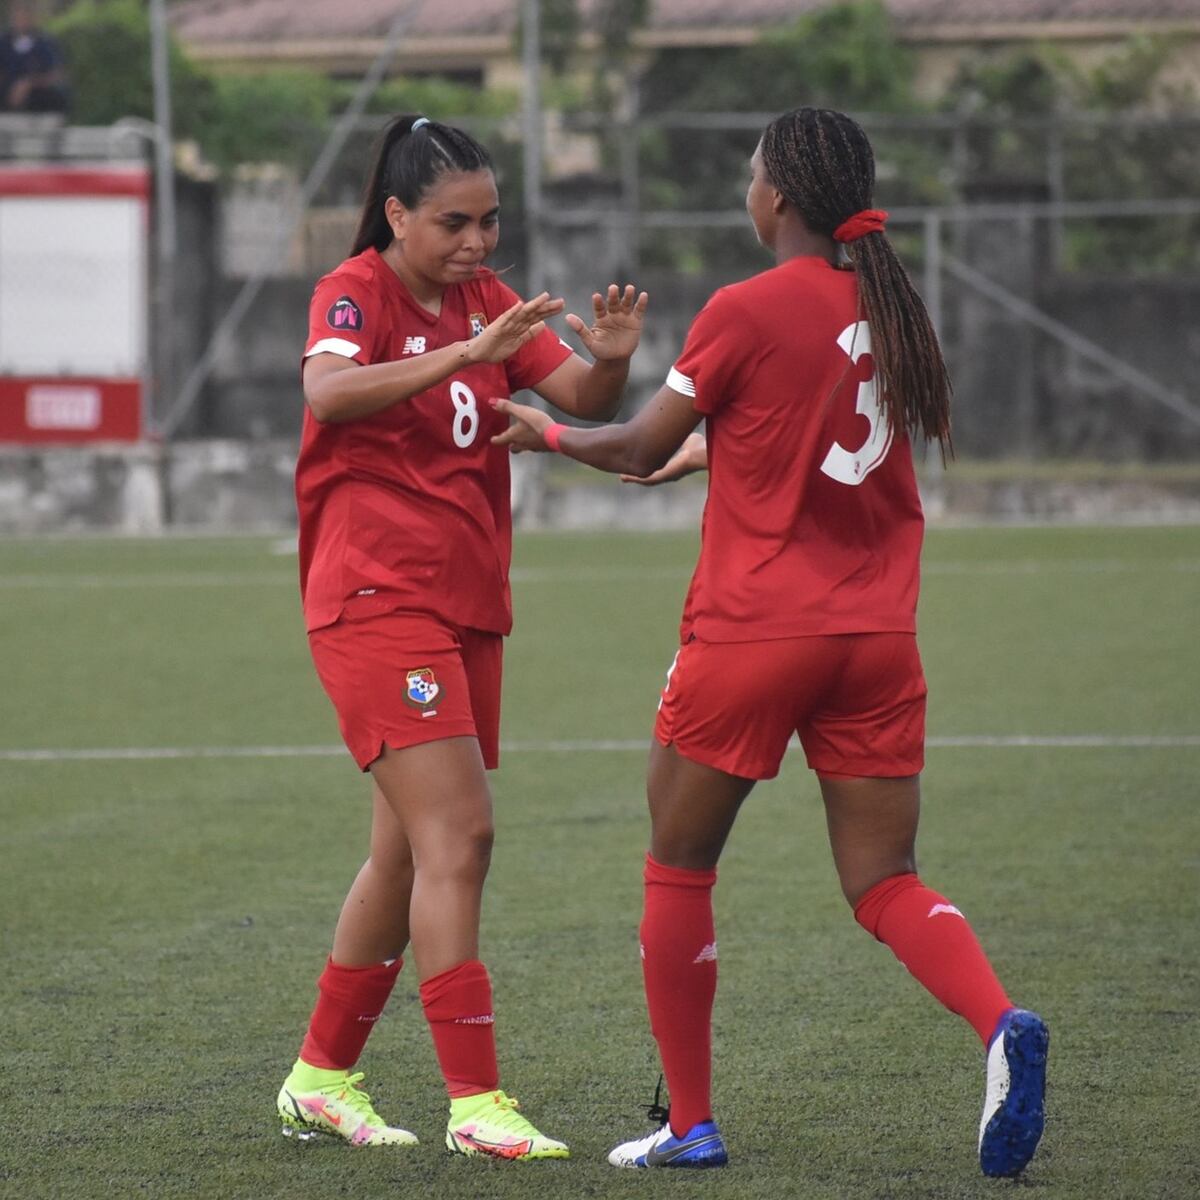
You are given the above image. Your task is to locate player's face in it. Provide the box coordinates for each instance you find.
[746,144,776,249]
[392,169,501,288]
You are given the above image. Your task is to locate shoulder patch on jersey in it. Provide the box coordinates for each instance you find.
[327,295,364,333]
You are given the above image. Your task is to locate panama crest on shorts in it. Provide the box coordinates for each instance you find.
[404,667,441,715]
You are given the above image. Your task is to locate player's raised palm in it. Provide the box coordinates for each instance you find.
[473,293,565,364]
[566,284,649,362]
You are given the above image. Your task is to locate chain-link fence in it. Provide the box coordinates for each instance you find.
[189,110,1200,463]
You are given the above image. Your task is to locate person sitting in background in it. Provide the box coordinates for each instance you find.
[0,1,67,115]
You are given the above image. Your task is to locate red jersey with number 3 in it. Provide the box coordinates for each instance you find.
[297,249,571,634]
[669,255,924,643]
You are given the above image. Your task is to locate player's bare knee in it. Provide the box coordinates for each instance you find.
[425,823,494,882]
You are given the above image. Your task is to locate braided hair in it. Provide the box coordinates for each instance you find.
[350,115,493,257]
[760,107,952,453]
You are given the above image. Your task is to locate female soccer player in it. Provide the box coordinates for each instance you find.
[277,114,647,1160]
[493,106,1048,1177]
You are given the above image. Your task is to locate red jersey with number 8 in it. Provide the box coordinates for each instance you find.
[296,249,571,634]
[669,255,924,643]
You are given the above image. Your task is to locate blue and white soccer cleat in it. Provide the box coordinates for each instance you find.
[608,1119,728,1169]
[978,1008,1049,1177]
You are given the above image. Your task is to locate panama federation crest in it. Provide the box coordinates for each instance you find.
[469,312,486,338]
[404,667,440,712]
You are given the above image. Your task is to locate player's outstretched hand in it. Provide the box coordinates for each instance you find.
[472,294,565,364]
[565,284,649,362]
[620,432,708,485]
[490,396,554,453]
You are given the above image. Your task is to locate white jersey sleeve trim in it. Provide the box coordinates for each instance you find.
[304,337,363,360]
[667,366,696,397]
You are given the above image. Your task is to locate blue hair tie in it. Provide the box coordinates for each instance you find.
[411,117,431,132]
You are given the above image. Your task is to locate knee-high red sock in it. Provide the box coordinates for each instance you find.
[640,854,719,1136]
[298,956,403,1070]
[855,873,1011,1043]
[419,960,499,1099]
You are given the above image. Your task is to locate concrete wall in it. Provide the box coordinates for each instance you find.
[3,440,1199,536]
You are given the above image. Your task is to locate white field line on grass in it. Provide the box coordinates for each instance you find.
[1,734,1198,764]
[0,559,1199,590]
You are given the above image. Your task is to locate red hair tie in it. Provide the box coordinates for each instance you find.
[833,209,888,243]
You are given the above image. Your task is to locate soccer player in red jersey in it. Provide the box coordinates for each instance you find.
[494,107,1048,1177]
[276,115,648,1159]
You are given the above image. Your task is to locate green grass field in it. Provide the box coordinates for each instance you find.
[2,524,1198,1199]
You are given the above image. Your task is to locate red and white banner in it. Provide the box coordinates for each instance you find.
[0,166,149,443]
[0,377,142,443]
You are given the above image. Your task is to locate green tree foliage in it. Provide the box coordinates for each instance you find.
[944,38,1199,271]
[365,77,517,120]
[632,2,928,272]
[47,0,520,176]
[50,0,215,137]
[202,71,337,174]
[639,0,916,114]
[527,0,582,76]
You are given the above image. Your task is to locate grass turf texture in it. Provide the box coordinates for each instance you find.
[1,525,1198,1198]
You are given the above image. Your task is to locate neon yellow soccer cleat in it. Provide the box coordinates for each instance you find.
[445,1090,569,1161]
[277,1062,418,1147]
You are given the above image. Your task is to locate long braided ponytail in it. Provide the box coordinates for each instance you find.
[760,107,952,453]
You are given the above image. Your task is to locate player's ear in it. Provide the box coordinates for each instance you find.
[384,196,408,242]
[771,187,787,216]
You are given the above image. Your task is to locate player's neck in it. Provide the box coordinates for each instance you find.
[773,216,837,266]
[379,243,445,315]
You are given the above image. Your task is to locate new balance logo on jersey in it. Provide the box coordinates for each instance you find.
[402,336,427,355]
[928,903,963,919]
[693,943,718,964]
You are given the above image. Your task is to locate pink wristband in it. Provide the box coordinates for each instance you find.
[543,422,567,453]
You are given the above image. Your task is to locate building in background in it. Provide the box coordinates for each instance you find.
[171,0,1200,101]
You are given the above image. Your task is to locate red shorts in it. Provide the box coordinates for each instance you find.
[654,633,925,781]
[308,610,503,772]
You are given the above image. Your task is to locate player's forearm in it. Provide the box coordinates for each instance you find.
[555,422,673,479]
[569,357,630,422]
[306,342,477,423]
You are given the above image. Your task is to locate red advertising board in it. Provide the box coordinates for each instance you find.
[0,165,149,443]
[0,376,143,443]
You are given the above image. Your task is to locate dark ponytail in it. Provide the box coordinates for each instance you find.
[760,107,952,454]
[350,115,494,257]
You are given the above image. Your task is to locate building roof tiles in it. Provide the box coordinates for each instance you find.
[171,0,1200,46]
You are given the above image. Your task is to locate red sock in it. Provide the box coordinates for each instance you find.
[419,960,499,1098]
[855,873,1011,1043]
[298,956,403,1070]
[640,854,718,1136]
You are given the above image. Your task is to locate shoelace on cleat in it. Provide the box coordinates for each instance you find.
[321,1072,384,1126]
[642,1074,670,1128]
[478,1092,541,1138]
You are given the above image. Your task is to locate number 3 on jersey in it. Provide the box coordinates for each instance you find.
[450,380,479,448]
[820,321,893,486]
